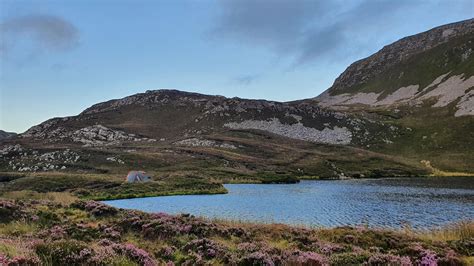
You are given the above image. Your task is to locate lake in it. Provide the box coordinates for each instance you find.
[104,177,474,228]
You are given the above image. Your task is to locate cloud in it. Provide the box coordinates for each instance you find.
[0,14,79,59]
[212,0,472,66]
[233,74,261,85]
[213,0,332,54]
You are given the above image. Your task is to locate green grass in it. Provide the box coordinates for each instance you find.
[0,221,38,237]
[0,172,227,201]
[367,102,474,173]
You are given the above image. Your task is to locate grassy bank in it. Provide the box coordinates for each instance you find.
[0,196,472,265]
[0,172,228,201]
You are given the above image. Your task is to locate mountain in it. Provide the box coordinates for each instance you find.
[1,19,473,182]
[311,18,474,173]
[0,130,16,140]
[314,18,474,115]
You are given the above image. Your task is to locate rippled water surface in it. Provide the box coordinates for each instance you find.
[104,177,474,228]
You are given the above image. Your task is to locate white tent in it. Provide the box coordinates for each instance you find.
[126,171,151,183]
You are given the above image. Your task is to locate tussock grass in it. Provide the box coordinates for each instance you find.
[421,160,474,177]
[0,222,38,237]
[1,190,78,205]
[415,221,474,241]
[0,243,20,258]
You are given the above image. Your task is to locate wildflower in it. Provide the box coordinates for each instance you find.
[368,253,412,266]
[240,251,275,266]
[420,250,437,266]
[286,251,329,266]
[183,238,225,259]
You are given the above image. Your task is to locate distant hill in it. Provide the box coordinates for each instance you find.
[0,130,16,141]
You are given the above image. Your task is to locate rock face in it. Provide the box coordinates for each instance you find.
[71,125,155,146]
[23,123,155,146]
[0,130,16,141]
[315,18,474,117]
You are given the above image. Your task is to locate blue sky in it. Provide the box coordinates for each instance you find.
[1,0,473,133]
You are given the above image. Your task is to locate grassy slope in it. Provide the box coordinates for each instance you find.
[0,129,430,200]
[333,33,474,96]
[364,101,474,173]
[323,33,474,173]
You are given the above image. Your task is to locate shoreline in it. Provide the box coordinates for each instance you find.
[97,174,474,201]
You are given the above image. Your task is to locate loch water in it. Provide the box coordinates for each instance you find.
[104,177,474,228]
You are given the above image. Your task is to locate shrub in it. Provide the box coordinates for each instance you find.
[0,200,21,223]
[72,200,117,217]
[35,240,92,265]
[0,253,41,266]
[112,243,156,266]
[367,253,412,266]
[182,238,225,259]
[157,245,177,260]
[239,251,276,266]
[329,252,370,265]
[285,250,328,266]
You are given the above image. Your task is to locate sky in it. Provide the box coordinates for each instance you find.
[0,0,473,133]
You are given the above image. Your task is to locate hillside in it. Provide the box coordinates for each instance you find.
[311,18,474,172]
[0,130,16,141]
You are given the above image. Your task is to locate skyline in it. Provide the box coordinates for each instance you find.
[1,0,473,133]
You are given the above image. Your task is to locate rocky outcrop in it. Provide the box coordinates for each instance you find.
[224,118,352,145]
[174,138,237,149]
[22,124,156,146]
[22,118,70,139]
[71,125,155,146]
[0,145,80,172]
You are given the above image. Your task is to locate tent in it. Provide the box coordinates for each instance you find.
[126,171,151,183]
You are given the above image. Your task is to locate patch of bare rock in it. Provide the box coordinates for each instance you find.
[316,73,474,117]
[174,138,237,149]
[0,145,80,172]
[22,124,156,146]
[224,118,352,145]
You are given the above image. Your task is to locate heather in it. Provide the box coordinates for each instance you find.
[0,199,472,265]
